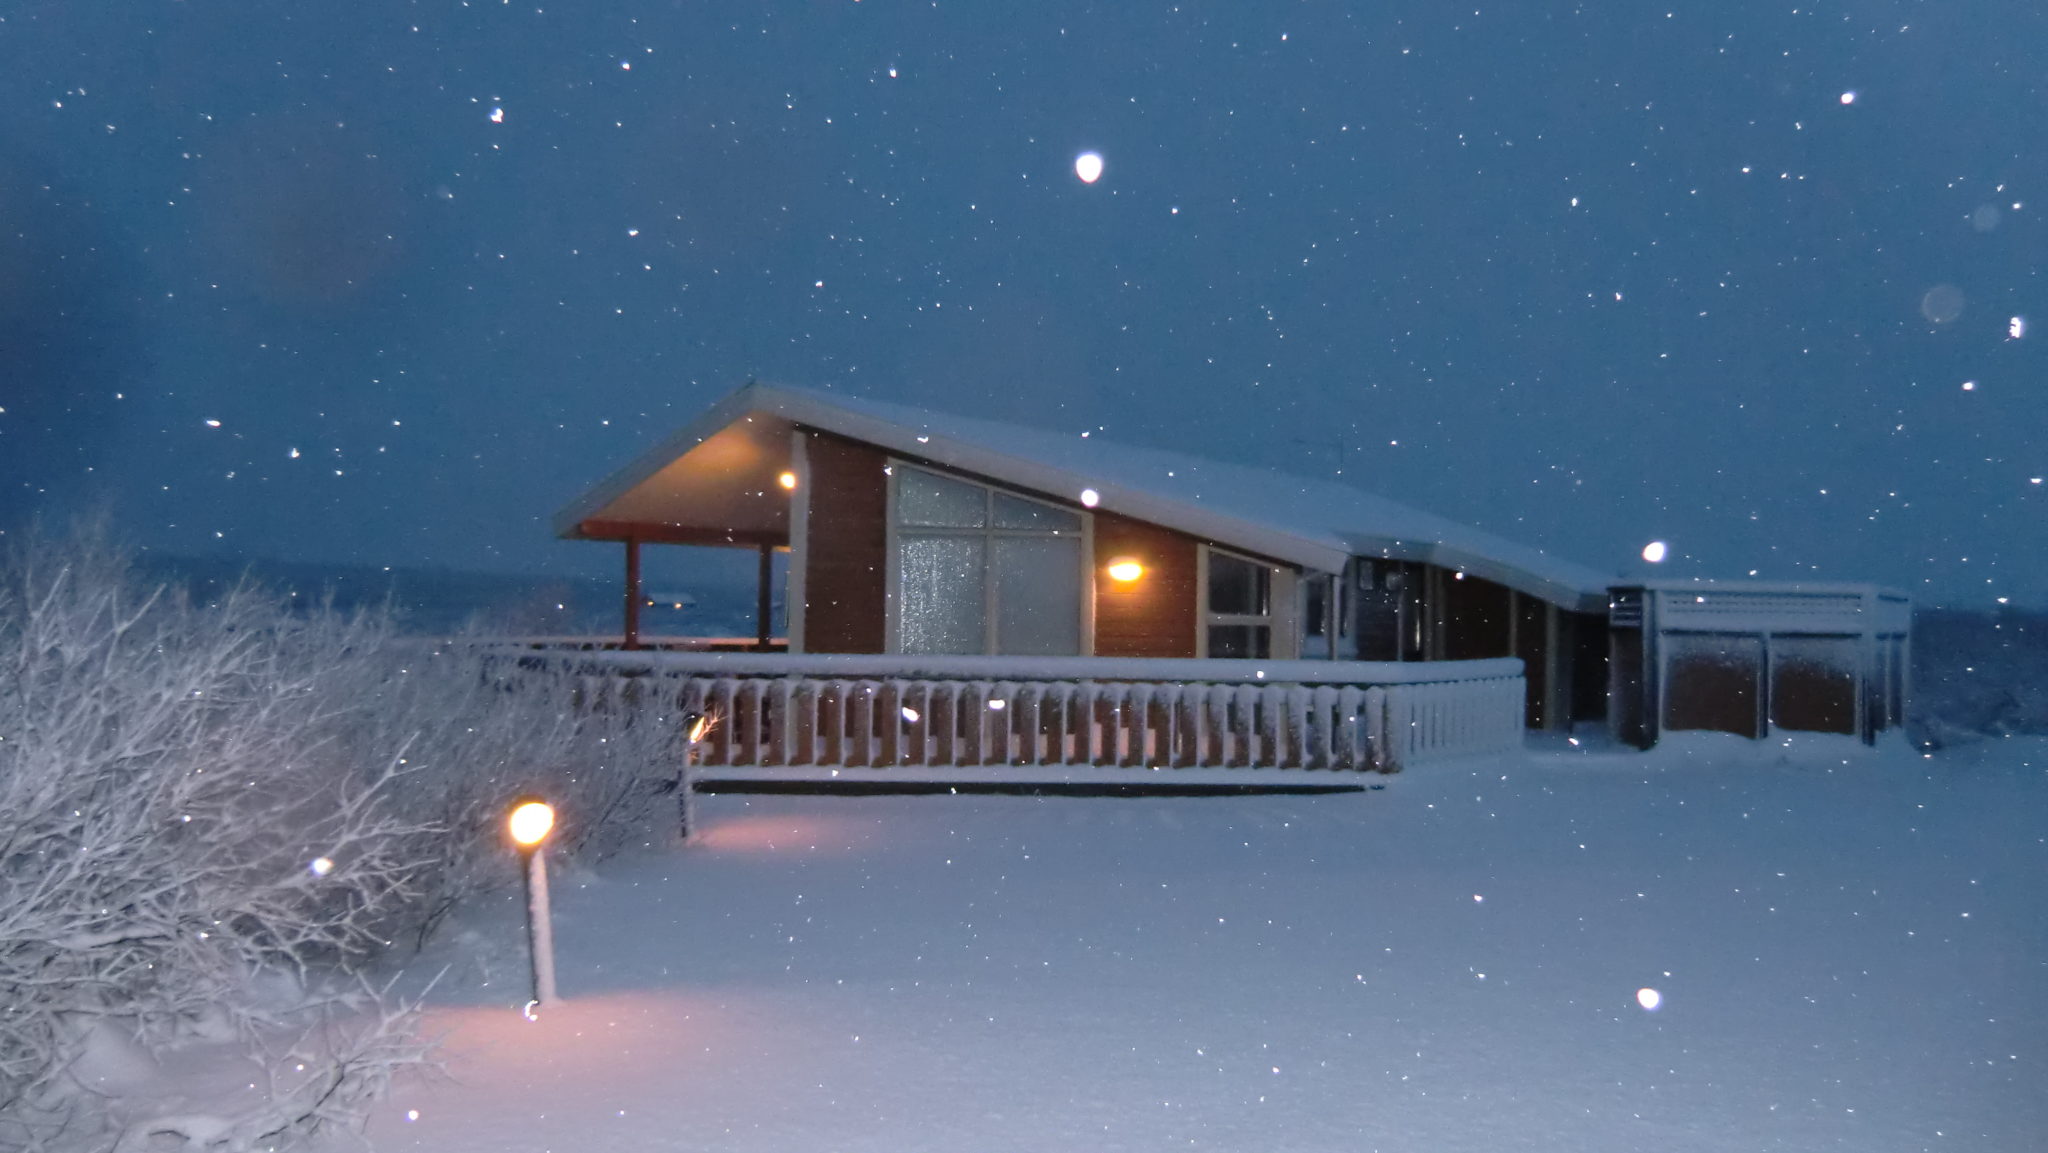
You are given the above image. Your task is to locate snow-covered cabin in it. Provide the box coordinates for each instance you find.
[552,380,1908,752]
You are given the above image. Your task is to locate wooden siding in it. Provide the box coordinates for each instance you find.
[1092,512,1198,658]
[1771,651,1858,734]
[1663,635,1765,738]
[1439,572,1515,660]
[801,432,888,654]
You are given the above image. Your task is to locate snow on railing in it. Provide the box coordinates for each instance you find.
[509,650,1524,775]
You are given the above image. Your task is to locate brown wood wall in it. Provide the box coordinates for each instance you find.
[1663,635,1765,738]
[1771,656,1857,735]
[801,432,888,654]
[1092,512,1198,658]
[1439,572,1515,660]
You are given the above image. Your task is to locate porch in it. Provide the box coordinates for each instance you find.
[517,648,1528,783]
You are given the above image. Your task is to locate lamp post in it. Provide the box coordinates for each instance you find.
[508,797,558,1011]
[678,713,714,842]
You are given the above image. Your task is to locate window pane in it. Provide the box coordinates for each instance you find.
[898,467,986,528]
[992,491,1082,533]
[993,536,1081,655]
[1207,624,1271,659]
[898,535,986,653]
[1207,552,1269,615]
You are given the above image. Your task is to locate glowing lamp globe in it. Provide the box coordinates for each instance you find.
[1074,151,1104,184]
[1106,557,1145,583]
[508,800,556,848]
[778,470,798,491]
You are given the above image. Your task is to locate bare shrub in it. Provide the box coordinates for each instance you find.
[351,641,683,952]
[0,531,678,1147]
[112,978,438,1153]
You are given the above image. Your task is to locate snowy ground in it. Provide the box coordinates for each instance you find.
[326,735,2042,1153]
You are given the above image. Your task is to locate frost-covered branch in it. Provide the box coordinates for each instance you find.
[0,527,680,1147]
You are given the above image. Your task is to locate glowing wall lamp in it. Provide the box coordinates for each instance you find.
[508,797,559,1012]
[777,470,798,491]
[1105,556,1145,583]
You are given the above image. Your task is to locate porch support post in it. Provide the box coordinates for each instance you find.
[623,537,643,651]
[755,542,774,651]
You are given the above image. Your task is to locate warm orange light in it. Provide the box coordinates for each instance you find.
[508,800,555,848]
[1106,557,1145,583]
[777,471,798,491]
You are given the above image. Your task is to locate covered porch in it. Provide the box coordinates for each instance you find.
[556,406,800,651]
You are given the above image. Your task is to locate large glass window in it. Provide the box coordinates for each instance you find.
[894,466,1083,655]
[1205,549,1274,658]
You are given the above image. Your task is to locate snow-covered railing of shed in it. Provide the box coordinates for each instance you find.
[509,649,1525,779]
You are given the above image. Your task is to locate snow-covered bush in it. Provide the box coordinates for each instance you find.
[352,641,683,952]
[1909,607,2048,748]
[0,532,679,1147]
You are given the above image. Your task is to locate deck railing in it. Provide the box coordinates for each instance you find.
[513,649,1525,777]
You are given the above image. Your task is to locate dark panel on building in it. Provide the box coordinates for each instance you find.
[802,431,888,654]
[1094,512,1197,658]
[1663,634,1764,738]
[1770,637,1857,735]
[1516,593,1550,728]
[1609,627,1651,749]
[1440,572,1514,660]
[1569,611,1611,724]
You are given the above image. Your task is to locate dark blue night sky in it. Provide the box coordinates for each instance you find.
[4,2,2043,605]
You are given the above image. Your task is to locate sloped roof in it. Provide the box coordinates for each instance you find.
[555,380,1617,612]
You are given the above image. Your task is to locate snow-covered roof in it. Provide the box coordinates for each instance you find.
[1622,580,1911,635]
[555,380,1618,611]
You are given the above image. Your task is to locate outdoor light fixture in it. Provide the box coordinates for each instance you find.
[509,800,555,848]
[778,470,798,490]
[507,796,559,1012]
[679,713,716,841]
[1106,557,1145,583]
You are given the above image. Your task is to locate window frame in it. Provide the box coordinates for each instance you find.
[883,462,1094,655]
[1196,545,1299,660]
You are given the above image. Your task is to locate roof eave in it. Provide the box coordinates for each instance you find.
[556,380,1614,608]
[550,381,777,539]
[757,382,1352,572]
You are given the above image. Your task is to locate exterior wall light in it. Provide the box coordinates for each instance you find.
[509,800,555,847]
[508,797,559,1012]
[778,470,798,490]
[1106,557,1145,583]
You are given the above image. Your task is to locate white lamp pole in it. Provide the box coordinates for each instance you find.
[680,712,713,842]
[508,798,559,1009]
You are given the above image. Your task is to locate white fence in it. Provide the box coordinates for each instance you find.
[520,650,1525,778]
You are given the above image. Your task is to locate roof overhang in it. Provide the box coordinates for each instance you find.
[555,380,1617,613]
[554,388,797,546]
[553,380,1346,568]
[1340,533,1612,614]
